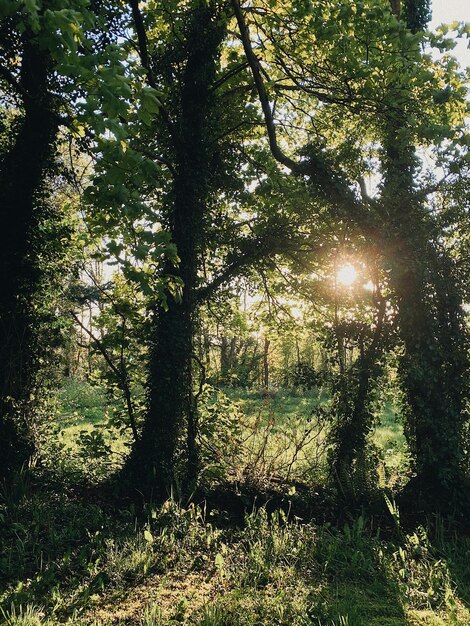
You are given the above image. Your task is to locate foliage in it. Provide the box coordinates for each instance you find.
[1,1,470,624]
[284,361,320,390]
[197,385,243,482]
[1,485,470,625]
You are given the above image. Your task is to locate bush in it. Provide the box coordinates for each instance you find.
[285,362,320,390]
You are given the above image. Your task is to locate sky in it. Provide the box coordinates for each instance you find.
[431,0,470,68]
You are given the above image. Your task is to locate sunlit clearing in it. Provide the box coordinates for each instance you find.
[336,263,357,287]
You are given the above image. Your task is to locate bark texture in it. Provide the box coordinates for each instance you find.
[0,40,58,479]
[124,5,225,499]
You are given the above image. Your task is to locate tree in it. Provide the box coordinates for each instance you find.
[0,0,134,480]
[378,0,469,506]
[231,0,470,506]
[82,0,310,498]
[0,0,91,479]
[120,0,229,498]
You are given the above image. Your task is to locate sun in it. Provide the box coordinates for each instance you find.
[336,263,357,287]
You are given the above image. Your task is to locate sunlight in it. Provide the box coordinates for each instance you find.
[336,263,357,287]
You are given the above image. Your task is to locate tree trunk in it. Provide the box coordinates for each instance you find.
[378,0,467,508]
[0,40,58,480]
[263,337,270,388]
[220,335,230,381]
[329,297,387,491]
[381,132,468,505]
[123,5,225,500]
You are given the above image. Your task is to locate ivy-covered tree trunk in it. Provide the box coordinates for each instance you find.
[124,5,224,500]
[0,40,58,480]
[381,132,468,505]
[380,0,468,508]
[329,297,387,494]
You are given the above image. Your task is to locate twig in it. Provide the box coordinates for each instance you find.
[69,310,140,442]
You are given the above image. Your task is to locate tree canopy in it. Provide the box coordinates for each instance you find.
[1,0,470,509]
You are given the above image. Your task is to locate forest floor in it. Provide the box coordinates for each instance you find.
[1,380,469,626]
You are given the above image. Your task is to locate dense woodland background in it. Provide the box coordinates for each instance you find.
[1,0,470,623]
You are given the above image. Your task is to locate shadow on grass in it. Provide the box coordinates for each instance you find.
[2,468,470,626]
[303,515,406,626]
[193,508,408,626]
[428,516,470,613]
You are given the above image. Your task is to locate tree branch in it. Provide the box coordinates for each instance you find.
[230,0,302,174]
[128,0,155,88]
[211,61,249,91]
[230,0,373,232]
[70,310,140,442]
[197,230,289,302]
[197,255,252,302]
[127,0,173,132]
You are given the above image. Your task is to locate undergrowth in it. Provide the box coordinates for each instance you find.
[1,478,469,626]
[1,384,467,625]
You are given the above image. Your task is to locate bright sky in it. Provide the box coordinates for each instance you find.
[431,0,470,68]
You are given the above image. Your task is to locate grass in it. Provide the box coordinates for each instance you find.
[223,386,329,422]
[372,401,408,476]
[57,378,108,425]
[46,378,130,479]
[1,492,469,625]
[53,379,408,487]
[2,379,466,625]
[220,385,408,487]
